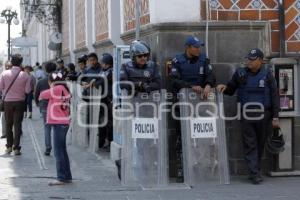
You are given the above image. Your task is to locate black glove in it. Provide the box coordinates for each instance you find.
[134,81,144,92]
[205,58,210,65]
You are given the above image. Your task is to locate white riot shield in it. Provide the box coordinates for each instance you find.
[178,88,230,186]
[89,87,102,152]
[120,90,168,189]
[70,82,90,147]
[113,45,131,147]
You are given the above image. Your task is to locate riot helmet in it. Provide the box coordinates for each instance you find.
[129,40,150,61]
[266,128,285,154]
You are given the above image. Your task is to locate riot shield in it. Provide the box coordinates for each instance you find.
[178,88,230,186]
[111,45,131,161]
[120,90,168,189]
[70,82,90,147]
[89,87,102,152]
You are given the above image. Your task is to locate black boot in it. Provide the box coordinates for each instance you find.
[248,174,262,185]
[115,159,121,180]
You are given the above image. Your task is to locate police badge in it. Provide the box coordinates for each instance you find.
[259,79,265,87]
[144,70,151,78]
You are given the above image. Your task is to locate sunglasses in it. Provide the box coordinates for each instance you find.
[137,54,149,58]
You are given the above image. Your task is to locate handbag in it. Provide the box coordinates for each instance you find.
[0,70,22,112]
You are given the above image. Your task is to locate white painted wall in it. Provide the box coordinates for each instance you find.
[120,0,125,34]
[24,14,58,65]
[25,17,40,66]
[69,0,75,63]
[85,0,95,52]
[109,0,123,45]
[149,0,200,23]
[91,0,96,46]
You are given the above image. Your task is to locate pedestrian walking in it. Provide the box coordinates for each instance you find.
[24,66,36,119]
[0,54,31,155]
[0,61,12,139]
[35,62,57,156]
[34,62,46,80]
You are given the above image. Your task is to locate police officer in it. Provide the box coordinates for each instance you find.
[169,35,216,182]
[81,53,102,98]
[77,54,88,77]
[120,40,161,94]
[116,40,161,180]
[217,48,280,184]
[93,53,114,149]
[170,35,215,97]
[56,58,68,78]
[65,63,78,81]
[80,53,102,140]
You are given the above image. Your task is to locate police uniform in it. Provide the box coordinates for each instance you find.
[56,59,68,78]
[81,63,102,141]
[169,51,216,181]
[58,67,68,78]
[95,67,113,148]
[95,67,113,100]
[224,65,279,181]
[120,60,161,93]
[169,53,215,92]
[115,41,161,180]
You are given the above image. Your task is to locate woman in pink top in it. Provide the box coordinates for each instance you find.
[39,71,72,186]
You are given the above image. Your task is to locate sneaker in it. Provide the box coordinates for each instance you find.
[14,149,21,156]
[48,180,66,186]
[5,147,12,154]
[44,151,50,156]
[28,112,32,119]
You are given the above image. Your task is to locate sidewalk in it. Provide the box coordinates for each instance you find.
[0,107,300,200]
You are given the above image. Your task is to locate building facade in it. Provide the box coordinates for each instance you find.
[21,0,300,176]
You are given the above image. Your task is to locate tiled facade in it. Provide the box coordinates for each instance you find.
[62,0,69,55]
[200,0,300,53]
[123,0,150,31]
[95,0,109,41]
[75,0,86,49]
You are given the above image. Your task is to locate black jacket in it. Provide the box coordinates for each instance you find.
[224,66,280,118]
[34,75,50,110]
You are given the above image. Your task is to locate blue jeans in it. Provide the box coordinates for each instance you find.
[25,92,33,112]
[41,109,52,152]
[52,124,72,182]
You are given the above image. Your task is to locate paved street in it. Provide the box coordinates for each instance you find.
[0,107,300,200]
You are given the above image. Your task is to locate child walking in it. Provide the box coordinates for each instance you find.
[39,71,72,186]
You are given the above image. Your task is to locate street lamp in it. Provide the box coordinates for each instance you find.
[0,6,19,60]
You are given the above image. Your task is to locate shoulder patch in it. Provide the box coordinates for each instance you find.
[143,70,151,78]
[172,57,178,63]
